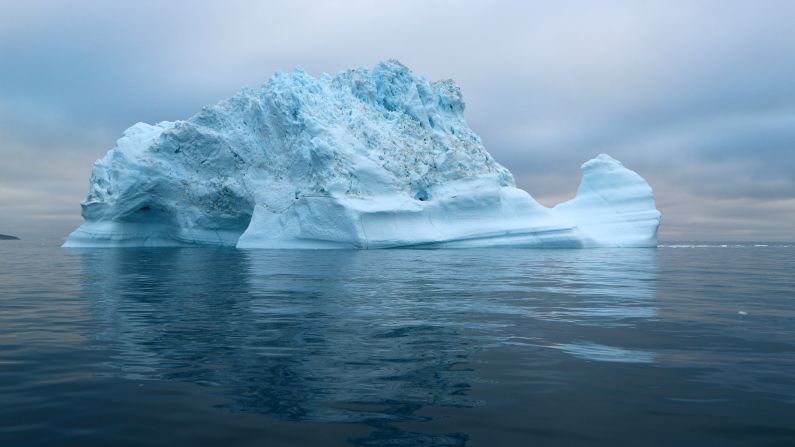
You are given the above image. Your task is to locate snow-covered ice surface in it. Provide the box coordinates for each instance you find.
[64,60,660,249]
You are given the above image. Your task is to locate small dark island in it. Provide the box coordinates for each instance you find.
[0,234,20,240]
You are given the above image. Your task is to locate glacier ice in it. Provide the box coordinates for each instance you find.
[64,60,660,249]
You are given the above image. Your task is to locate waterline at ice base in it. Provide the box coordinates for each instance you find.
[63,60,660,249]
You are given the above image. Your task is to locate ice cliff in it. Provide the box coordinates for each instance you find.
[64,60,660,248]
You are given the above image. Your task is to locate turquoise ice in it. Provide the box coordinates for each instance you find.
[64,61,660,248]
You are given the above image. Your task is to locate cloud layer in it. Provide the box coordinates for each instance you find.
[1,0,794,241]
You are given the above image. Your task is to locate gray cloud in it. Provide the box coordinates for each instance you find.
[1,0,794,241]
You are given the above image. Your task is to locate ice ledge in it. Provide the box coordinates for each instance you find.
[65,154,661,249]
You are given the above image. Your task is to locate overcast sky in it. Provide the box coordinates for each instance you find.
[1,0,794,241]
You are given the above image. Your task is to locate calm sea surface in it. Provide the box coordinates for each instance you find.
[1,241,794,446]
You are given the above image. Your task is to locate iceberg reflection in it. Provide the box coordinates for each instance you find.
[74,247,659,443]
[553,342,655,364]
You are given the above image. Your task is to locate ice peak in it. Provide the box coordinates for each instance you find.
[581,153,624,172]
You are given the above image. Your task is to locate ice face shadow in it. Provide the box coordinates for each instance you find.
[73,247,659,444]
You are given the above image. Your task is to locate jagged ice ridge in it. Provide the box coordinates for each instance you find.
[64,60,661,248]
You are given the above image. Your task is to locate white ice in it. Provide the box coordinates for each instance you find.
[63,60,660,249]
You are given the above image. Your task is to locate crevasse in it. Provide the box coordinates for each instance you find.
[63,60,660,248]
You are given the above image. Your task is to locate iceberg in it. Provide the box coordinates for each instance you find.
[64,60,660,248]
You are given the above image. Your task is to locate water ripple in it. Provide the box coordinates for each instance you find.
[1,243,794,445]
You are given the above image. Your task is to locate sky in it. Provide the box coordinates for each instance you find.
[1,0,794,242]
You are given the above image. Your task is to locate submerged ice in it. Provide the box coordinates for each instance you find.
[64,60,660,248]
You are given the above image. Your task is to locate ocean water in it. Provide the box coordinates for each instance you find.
[1,242,794,446]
